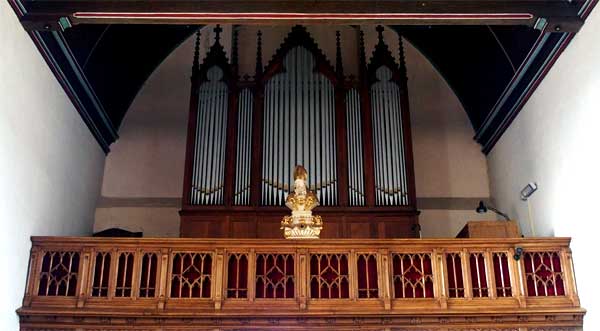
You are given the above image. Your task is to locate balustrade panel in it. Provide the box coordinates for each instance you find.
[139,252,158,298]
[170,252,213,298]
[356,253,378,298]
[91,251,110,297]
[391,252,434,298]
[115,252,134,297]
[310,253,349,299]
[493,252,512,297]
[37,251,80,297]
[524,251,565,297]
[255,253,295,298]
[226,253,248,298]
[446,252,465,298]
[469,252,489,298]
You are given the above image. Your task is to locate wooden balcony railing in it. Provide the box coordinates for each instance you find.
[18,237,584,330]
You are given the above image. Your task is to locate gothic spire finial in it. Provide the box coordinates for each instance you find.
[213,24,223,44]
[398,32,407,81]
[358,28,366,75]
[335,30,344,79]
[255,30,263,78]
[192,28,201,75]
[376,25,385,45]
[232,25,239,78]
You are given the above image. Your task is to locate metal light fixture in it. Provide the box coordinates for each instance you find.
[520,182,538,201]
[476,200,510,221]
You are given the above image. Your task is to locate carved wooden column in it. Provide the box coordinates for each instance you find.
[297,248,308,309]
[484,249,497,300]
[357,28,376,207]
[23,246,41,307]
[224,25,239,207]
[509,247,527,308]
[433,249,448,309]
[76,247,92,308]
[250,30,264,207]
[334,30,349,206]
[378,249,392,310]
[397,33,417,208]
[181,29,202,208]
[213,249,225,309]
[247,249,257,301]
[157,248,169,309]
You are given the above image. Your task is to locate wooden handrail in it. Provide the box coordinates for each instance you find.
[18,236,584,330]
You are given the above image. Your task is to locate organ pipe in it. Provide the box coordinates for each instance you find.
[370,66,408,206]
[346,88,365,206]
[234,88,254,205]
[190,66,229,205]
[261,46,338,206]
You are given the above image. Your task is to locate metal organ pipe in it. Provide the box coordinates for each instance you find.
[190,66,228,205]
[371,80,381,204]
[370,66,408,206]
[204,76,217,203]
[234,89,254,205]
[207,77,218,205]
[244,90,253,203]
[345,88,365,206]
[261,46,337,206]
[396,84,408,205]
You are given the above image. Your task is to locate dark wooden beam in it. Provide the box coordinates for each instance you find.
[25,29,118,153]
[18,0,583,31]
[476,31,573,154]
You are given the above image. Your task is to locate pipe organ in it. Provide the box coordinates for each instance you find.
[181,25,418,238]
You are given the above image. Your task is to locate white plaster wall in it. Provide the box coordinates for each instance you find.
[0,3,106,329]
[96,25,490,238]
[487,8,600,329]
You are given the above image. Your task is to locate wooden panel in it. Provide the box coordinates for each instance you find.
[179,217,225,238]
[229,218,256,238]
[383,216,418,238]
[180,208,418,238]
[347,220,372,238]
[256,217,283,239]
[319,218,343,238]
[457,221,521,238]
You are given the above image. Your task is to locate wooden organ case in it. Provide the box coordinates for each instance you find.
[180,25,418,238]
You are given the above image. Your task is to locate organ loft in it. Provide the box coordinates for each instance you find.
[14,19,587,331]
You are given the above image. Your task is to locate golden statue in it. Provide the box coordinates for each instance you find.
[281,165,323,239]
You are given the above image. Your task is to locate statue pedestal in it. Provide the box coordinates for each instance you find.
[281,165,323,239]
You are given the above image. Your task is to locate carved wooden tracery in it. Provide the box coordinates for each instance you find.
[19,237,584,330]
[181,25,418,238]
[37,251,80,297]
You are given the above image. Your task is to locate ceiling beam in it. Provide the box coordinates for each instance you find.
[18,0,583,32]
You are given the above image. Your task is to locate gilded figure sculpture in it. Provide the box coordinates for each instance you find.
[281,165,323,239]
